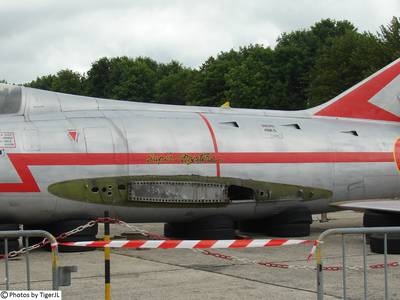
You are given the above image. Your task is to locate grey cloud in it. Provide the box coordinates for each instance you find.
[0,0,399,83]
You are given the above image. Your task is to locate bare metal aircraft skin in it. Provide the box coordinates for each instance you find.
[0,58,400,224]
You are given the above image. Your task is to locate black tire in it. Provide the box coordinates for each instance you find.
[46,235,97,253]
[238,220,264,233]
[266,208,312,225]
[186,215,234,231]
[0,224,20,231]
[370,234,400,254]
[164,223,187,238]
[0,240,20,254]
[164,216,235,239]
[0,225,20,253]
[27,237,46,247]
[165,224,236,239]
[45,220,98,237]
[185,228,236,240]
[23,226,50,248]
[265,223,311,237]
[238,208,312,235]
[363,211,400,227]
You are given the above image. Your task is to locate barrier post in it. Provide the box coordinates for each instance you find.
[4,238,9,290]
[316,241,323,300]
[104,211,111,300]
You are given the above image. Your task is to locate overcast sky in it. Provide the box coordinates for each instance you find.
[0,0,399,84]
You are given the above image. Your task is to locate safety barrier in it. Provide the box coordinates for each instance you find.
[7,216,398,299]
[315,227,400,300]
[0,230,77,290]
[62,222,317,300]
[0,215,157,300]
[53,216,400,300]
[57,215,318,300]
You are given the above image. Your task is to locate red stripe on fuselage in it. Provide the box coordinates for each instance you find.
[0,151,394,193]
[218,152,393,164]
[197,113,221,177]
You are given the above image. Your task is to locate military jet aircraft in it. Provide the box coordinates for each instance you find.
[0,58,399,249]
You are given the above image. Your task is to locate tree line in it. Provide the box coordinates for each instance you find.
[25,17,400,110]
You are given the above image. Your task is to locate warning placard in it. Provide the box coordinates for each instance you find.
[0,132,16,148]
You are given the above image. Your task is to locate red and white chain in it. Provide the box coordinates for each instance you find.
[1,220,99,259]
[111,219,165,240]
[198,249,400,271]
[1,217,164,259]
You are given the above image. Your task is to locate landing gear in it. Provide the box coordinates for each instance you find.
[363,210,400,254]
[164,215,236,239]
[239,207,312,237]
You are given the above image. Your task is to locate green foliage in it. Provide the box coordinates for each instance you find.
[84,57,112,98]
[84,57,195,104]
[27,69,83,95]
[190,50,242,106]
[378,17,400,61]
[0,80,7,84]
[155,62,195,105]
[52,70,84,94]
[273,19,357,109]
[24,17,400,110]
[108,57,159,102]
[84,56,159,101]
[307,31,388,106]
[224,45,277,108]
[27,74,55,91]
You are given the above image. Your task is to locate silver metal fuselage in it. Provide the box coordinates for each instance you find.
[0,86,399,225]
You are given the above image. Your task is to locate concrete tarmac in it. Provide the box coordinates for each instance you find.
[1,211,399,300]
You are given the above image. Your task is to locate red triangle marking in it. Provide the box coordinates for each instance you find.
[68,131,77,141]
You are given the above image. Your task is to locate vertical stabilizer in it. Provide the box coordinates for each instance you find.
[312,58,400,122]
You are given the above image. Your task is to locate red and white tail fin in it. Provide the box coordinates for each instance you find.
[312,58,400,122]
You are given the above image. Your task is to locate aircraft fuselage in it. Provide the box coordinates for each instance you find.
[0,98,398,225]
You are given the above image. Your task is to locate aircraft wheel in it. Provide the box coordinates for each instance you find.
[239,221,310,237]
[363,211,400,227]
[164,223,187,239]
[238,220,263,233]
[187,215,234,231]
[266,207,312,225]
[369,234,400,254]
[265,223,310,237]
[24,225,54,248]
[164,215,235,239]
[0,224,20,231]
[186,228,236,240]
[0,224,20,254]
[238,207,312,237]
